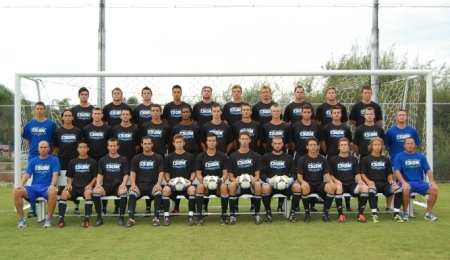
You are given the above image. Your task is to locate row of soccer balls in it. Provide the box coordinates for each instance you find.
[170,175,292,190]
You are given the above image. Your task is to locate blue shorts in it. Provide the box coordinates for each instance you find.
[399,181,429,196]
[25,184,50,203]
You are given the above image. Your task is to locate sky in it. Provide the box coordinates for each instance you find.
[0,0,449,103]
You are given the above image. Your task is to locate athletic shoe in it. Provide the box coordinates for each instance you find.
[125,219,135,228]
[152,217,160,227]
[74,209,80,215]
[93,218,103,227]
[357,214,367,223]
[113,208,119,215]
[18,218,27,228]
[277,207,283,212]
[304,214,311,223]
[289,213,297,223]
[385,207,392,214]
[371,214,380,223]
[220,218,228,225]
[254,215,262,225]
[102,208,107,215]
[310,207,318,212]
[57,221,65,228]
[338,214,346,223]
[424,212,438,221]
[43,218,52,228]
[265,214,273,223]
[250,204,255,213]
[143,208,151,218]
[172,209,180,214]
[346,207,353,212]
[229,216,237,225]
[26,211,37,218]
[118,218,125,227]
[163,217,170,226]
[322,215,331,222]
[81,220,89,228]
[294,206,300,212]
[196,218,204,226]
[393,215,404,223]
[145,208,151,214]
[402,212,410,221]
[187,217,194,226]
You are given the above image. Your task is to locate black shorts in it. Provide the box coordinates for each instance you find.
[103,185,121,197]
[374,181,393,197]
[308,182,327,199]
[136,183,158,199]
[237,187,254,196]
[341,182,359,197]
[67,187,89,201]
[169,190,190,201]
[270,188,292,197]
[205,188,221,197]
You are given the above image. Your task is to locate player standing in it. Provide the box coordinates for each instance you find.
[141,104,170,157]
[201,104,233,154]
[102,87,133,127]
[193,86,217,129]
[82,108,112,162]
[349,85,382,127]
[315,86,348,127]
[261,104,291,153]
[110,109,140,162]
[132,86,153,128]
[283,85,314,125]
[171,106,201,155]
[232,103,261,152]
[71,87,94,130]
[163,85,192,128]
[223,84,244,126]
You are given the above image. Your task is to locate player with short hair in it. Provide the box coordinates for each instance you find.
[82,107,112,162]
[201,104,233,154]
[141,104,170,157]
[360,137,404,223]
[57,139,98,228]
[315,86,348,127]
[349,85,382,127]
[232,103,261,152]
[228,131,264,225]
[252,85,282,128]
[290,104,322,162]
[284,85,314,125]
[261,136,299,223]
[110,109,140,161]
[14,141,60,228]
[261,104,291,153]
[102,87,133,127]
[394,137,438,221]
[329,138,369,223]
[71,87,95,130]
[193,86,218,128]
[171,106,201,155]
[353,107,386,159]
[195,132,230,225]
[132,86,153,128]
[321,106,352,163]
[126,136,165,227]
[223,84,244,126]
[92,138,130,227]
[296,137,336,223]
[163,85,192,128]
[162,134,196,226]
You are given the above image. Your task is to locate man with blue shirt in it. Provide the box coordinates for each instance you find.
[394,137,438,221]
[13,141,60,228]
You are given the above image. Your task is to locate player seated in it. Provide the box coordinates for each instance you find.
[360,137,403,223]
[261,137,299,223]
[57,139,97,228]
[329,138,369,223]
[162,134,196,226]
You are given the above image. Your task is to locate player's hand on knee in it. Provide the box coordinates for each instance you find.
[153,185,162,192]
[401,182,410,190]
[48,185,57,192]
[429,182,438,190]
[13,186,24,192]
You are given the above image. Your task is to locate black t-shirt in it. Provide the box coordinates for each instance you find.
[195,151,229,178]
[223,101,244,126]
[140,121,170,156]
[110,124,140,161]
[132,103,152,128]
[228,150,263,178]
[193,101,218,128]
[164,152,195,179]
[102,102,133,127]
[291,121,322,155]
[171,122,200,154]
[360,154,392,182]
[232,120,261,152]
[261,122,291,153]
[283,101,314,125]
[98,155,130,187]
[130,153,164,184]
[82,123,112,160]
[329,155,359,185]
[71,105,94,130]
[261,153,295,181]
[251,101,282,126]
[349,101,383,127]
[321,123,352,156]
[315,102,348,127]
[353,124,386,156]
[66,157,98,188]
[162,101,192,128]
[201,121,233,154]
[297,154,330,184]
[52,126,83,161]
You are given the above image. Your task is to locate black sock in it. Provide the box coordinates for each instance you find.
[253,196,261,215]
[101,199,108,211]
[221,195,229,216]
[119,195,127,217]
[262,194,271,212]
[146,199,152,210]
[115,199,120,211]
[75,200,80,210]
[335,194,343,215]
[196,193,204,217]
[324,194,334,215]
[394,192,402,209]
[250,197,255,208]
[310,197,316,208]
[235,197,239,207]
[368,191,377,211]
[291,193,301,213]
[58,199,67,221]
[174,198,181,210]
[302,196,311,214]
[345,196,351,209]
[203,198,209,211]
[278,197,285,208]
[229,197,237,216]
[93,194,102,218]
[128,193,137,220]
[153,193,162,218]
[162,196,170,214]
[85,200,93,220]
[188,196,196,215]
[359,193,368,215]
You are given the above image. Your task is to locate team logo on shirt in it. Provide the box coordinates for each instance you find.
[363,131,379,140]
[31,127,46,135]
[147,129,163,138]
[139,110,151,118]
[307,162,323,172]
[229,107,241,115]
[259,108,271,117]
[396,134,411,142]
[61,134,77,143]
[337,162,353,171]
[359,109,366,117]
[237,158,253,168]
[325,109,332,118]
[299,131,315,139]
[170,109,182,118]
[270,160,286,169]
[75,163,91,173]
[209,129,224,138]
[89,131,105,140]
[239,128,254,136]
[77,112,91,120]
[139,160,155,170]
[371,161,386,170]
[405,159,420,168]
[109,109,122,118]
[35,164,50,173]
[172,159,187,168]
[199,108,212,116]
[269,130,284,139]
[330,129,345,138]
[179,130,194,139]
[118,132,133,141]
[105,163,121,172]
[293,108,302,116]
[205,160,221,170]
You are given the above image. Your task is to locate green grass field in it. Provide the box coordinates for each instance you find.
[1,185,449,259]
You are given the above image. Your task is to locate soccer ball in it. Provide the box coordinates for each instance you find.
[172,177,186,191]
[273,175,289,190]
[238,174,252,189]
[203,175,219,190]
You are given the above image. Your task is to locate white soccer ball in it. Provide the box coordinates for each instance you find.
[204,175,219,190]
[172,177,186,191]
[274,175,289,190]
[238,174,252,189]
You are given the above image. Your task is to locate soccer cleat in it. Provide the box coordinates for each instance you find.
[81,220,89,228]
[74,209,80,215]
[346,207,353,213]
[310,207,318,212]
[322,215,331,222]
[171,209,180,214]
[424,212,438,221]
[196,218,204,226]
[265,214,273,223]
[220,218,228,225]
[145,208,151,214]
[357,214,367,223]
[229,216,237,225]
[118,218,125,227]
[304,214,311,223]
[393,215,404,223]
[18,218,27,228]
[26,211,37,218]
[102,208,107,215]
[250,204,255,213]
[152,217,160,227]
[294,206,300,212]
[277,207,283,212]
[402,212,410,221]
[43,218,52,228]
[254,215,262,225]
[93,218,103,227]
[187,217,195,226]
[371,214,380,223]
[57,221,65,228]
[163,217,170,226]
[338,214,346,223]
[125,219,135,227]
[289,213,297,223]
